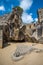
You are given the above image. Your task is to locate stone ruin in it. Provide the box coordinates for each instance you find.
[3,7,26,42]
[0,7,43,60]
[0,7,43,47]
[3,7,38,43]
[11,44,43,61]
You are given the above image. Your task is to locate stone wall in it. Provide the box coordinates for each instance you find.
[0,30,3,48]
[38,8,43,23]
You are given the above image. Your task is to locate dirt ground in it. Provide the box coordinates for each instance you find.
[0,42,43,65]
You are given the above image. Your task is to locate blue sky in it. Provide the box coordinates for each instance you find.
[0,0,43,23]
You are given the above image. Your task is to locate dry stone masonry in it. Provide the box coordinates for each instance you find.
[11,44,43,61]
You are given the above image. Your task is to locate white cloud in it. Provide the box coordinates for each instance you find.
[19,0,33,23]
[0,6,5,11]
[22,12,34,23]
[34,18,38,22]
[20,0,33,11]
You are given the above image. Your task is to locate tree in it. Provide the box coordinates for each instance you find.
[13,6,23,15]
